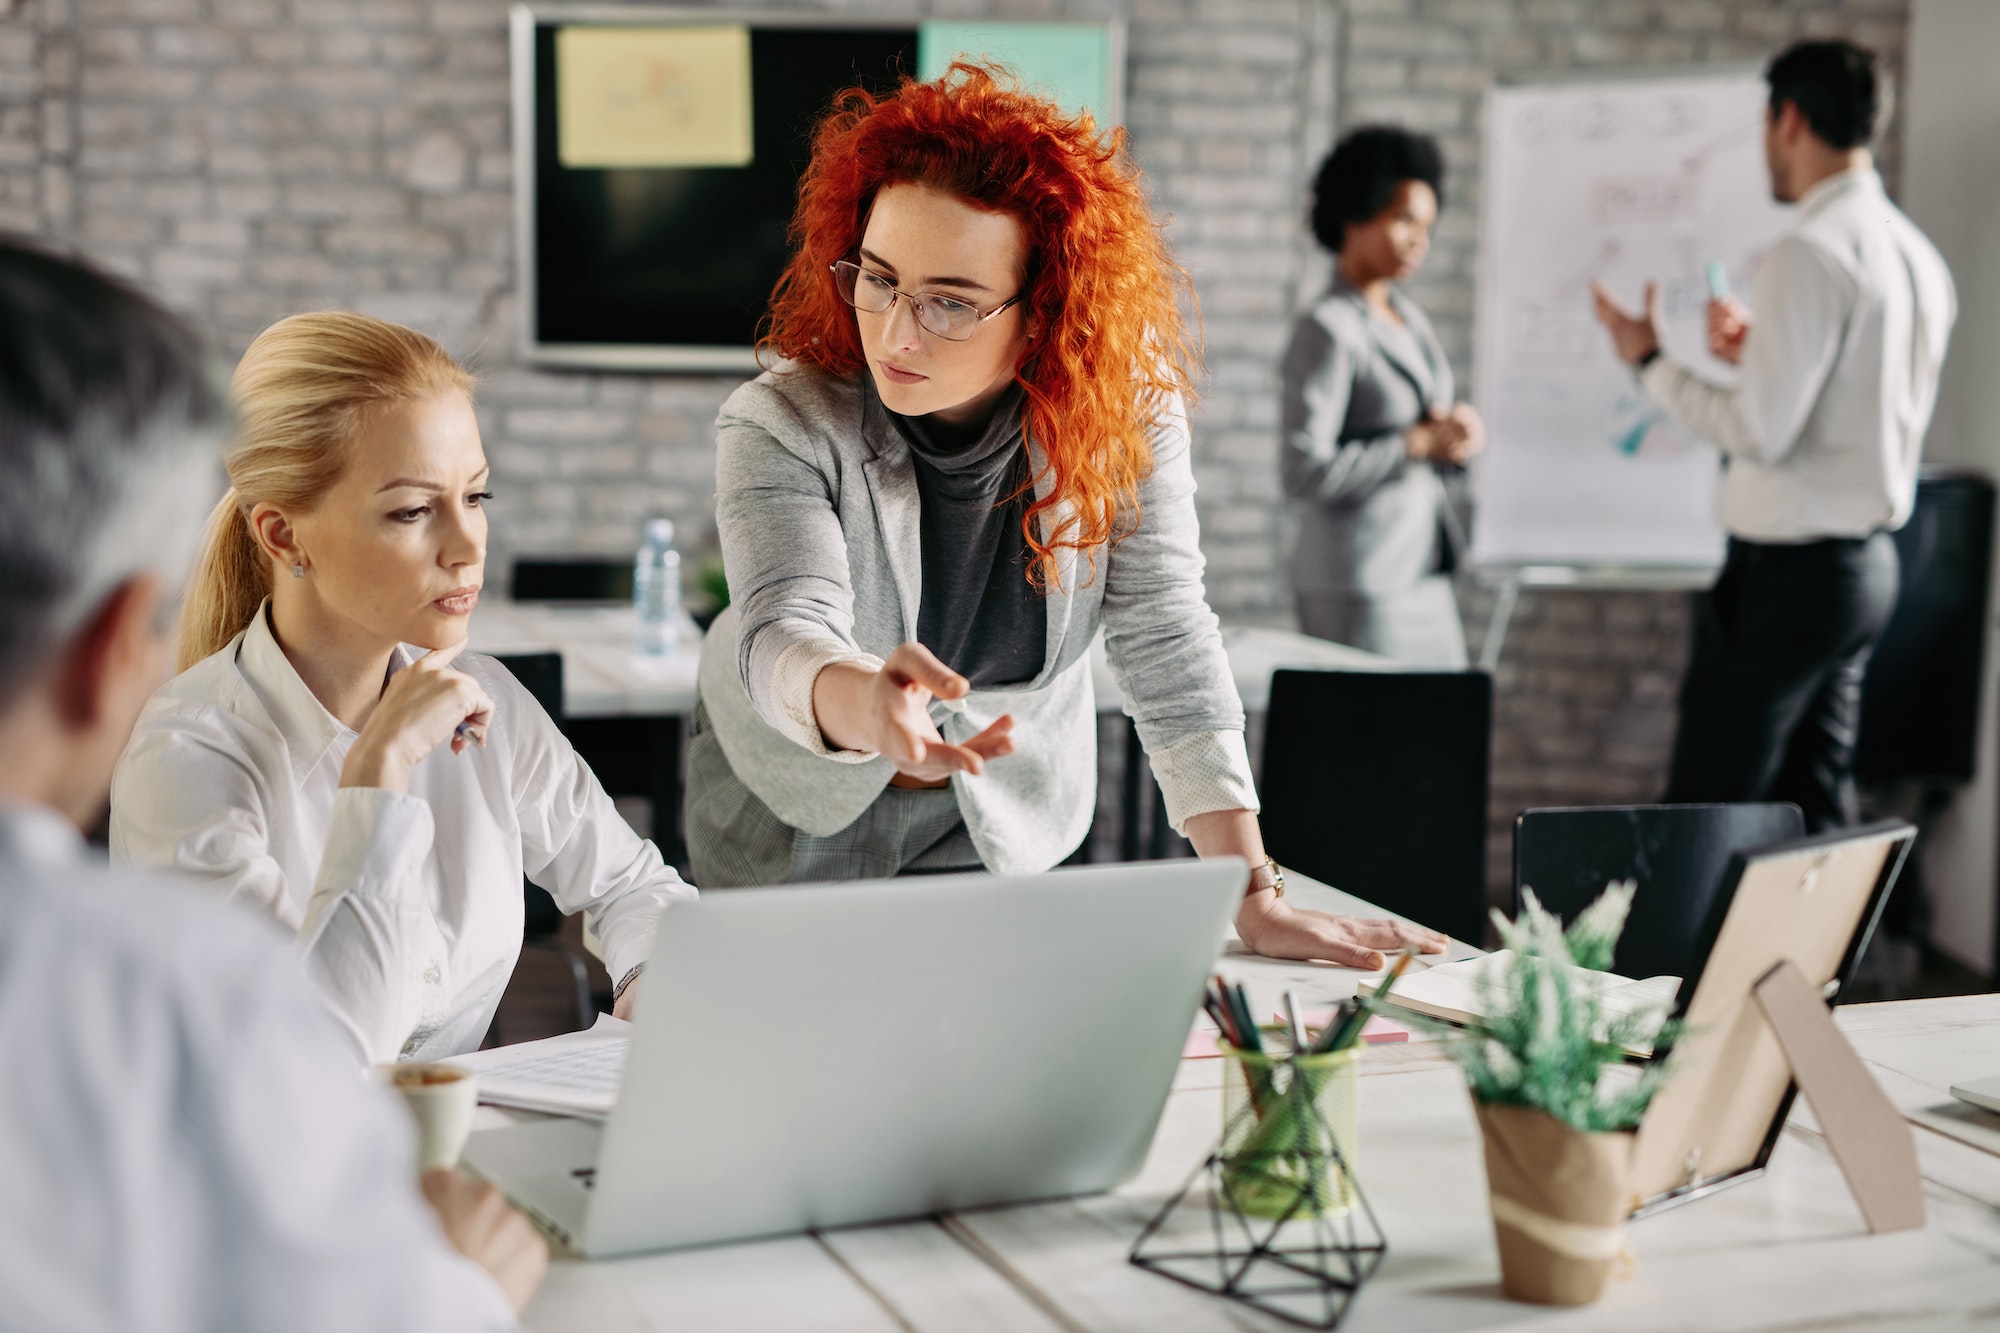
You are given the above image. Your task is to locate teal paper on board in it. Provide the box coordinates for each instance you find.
[917,22,1113,123]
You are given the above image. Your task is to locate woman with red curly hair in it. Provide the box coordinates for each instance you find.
[686,64,1443,967]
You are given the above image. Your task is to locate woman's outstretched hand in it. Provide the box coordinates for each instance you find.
[813,642,1015,782]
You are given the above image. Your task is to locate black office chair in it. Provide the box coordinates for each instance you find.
[507,555,691,870]
[511,556,633,603]
[1260,668,1493,945]
[491,652,597,1033]
[1513,803,1804,980]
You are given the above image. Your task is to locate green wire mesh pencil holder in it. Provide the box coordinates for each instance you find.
[1130,1037,1387,1329]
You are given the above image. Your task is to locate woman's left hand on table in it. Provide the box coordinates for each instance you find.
[1235,893,1449,970]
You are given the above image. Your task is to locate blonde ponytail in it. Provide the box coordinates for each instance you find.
[178,490,270,670]
[176,311,475,670]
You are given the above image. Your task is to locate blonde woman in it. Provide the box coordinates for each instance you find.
[111,312,693,1064]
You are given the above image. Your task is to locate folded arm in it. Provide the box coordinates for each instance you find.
[1279,317,1413,505]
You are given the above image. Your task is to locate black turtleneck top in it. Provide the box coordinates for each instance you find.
[881,382,1047,689]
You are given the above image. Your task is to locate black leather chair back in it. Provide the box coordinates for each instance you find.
[1856,471,1996,781]
[1261,669,1493,945]
[510,557,633,603]
[1513,803,1803,980]
[492,653,565,938]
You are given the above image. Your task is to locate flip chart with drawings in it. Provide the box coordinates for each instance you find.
[1471,70,1796,570]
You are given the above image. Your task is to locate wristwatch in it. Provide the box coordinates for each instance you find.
[1635,345,1663,371]
[1248,856,1284,898]
[612,963,645,1006]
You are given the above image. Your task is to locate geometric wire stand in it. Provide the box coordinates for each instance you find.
[1130,1045,1387,1329]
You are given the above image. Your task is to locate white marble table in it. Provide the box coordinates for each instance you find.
[466,602,1399,720]
[510,872,2000,1332]
[467,602,702,719]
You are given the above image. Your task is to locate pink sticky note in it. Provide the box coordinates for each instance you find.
[1183,1030,1223,1059]
[1184,1018,1225,1060]
[1285,1008,1410,1046]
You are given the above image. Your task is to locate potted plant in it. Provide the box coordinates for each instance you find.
[1442,883,1679,1306]
[690,553,730,632]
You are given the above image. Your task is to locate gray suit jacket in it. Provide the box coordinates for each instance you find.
[1280,276,1462,596]
[696,366,1256,877]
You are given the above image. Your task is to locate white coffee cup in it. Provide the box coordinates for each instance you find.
[373,1062,478,1173]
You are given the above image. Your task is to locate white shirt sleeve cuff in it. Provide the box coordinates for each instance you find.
[315,786,435,896]
[769,639,887,762]
[1639,355,1680,403]
[1151,730,1261,834]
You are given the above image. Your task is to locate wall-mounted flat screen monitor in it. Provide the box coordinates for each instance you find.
[510,5,1125,373]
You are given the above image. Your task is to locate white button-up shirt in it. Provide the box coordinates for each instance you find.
[111,604,694,1064]
[0,801,518,1331]
[1642,168,1956,542]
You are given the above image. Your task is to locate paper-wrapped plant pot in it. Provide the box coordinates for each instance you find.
[1474,1101,1634,1306]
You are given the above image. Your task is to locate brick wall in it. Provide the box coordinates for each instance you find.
[1,0,1914,901]
[6,0,1339,601]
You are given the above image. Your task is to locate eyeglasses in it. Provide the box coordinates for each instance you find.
[829,260,1022,342]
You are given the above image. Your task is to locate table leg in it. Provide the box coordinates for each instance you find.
[652,717,687,874]
[1121,720,1144,863]
[1477,573,1524,673]
[1149,776,1173,860]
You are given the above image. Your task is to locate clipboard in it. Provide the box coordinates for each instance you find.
[1628,819,1920,1227]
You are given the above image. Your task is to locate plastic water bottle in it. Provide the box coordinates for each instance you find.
[633,517,680,658]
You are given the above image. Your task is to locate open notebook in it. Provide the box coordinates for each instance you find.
[451,1014,631,1120]
[1359,952,1681,1058]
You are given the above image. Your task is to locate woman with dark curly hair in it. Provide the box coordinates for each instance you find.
[1282,125,1483,665]
[686,64,1444,968]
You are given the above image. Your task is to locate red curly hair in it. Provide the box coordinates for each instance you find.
[759,62,1201,590]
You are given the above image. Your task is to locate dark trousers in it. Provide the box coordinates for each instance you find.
[1664,533,1899,833]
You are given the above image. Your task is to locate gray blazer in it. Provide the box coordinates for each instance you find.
[1280,276,1462,596]
[696,367,1256,877]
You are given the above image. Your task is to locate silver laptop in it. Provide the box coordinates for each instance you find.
[1951,1074,2000,1114]
[462,858,1246,1257]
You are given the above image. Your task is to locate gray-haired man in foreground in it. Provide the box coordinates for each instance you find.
[0,238,546,1329]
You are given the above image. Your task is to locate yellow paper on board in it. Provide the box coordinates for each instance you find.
[556,25,754,169]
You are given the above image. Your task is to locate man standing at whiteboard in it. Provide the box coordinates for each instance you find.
[1590,39,1955,832]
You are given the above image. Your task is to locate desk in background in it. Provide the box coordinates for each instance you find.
[469,603,1398,720]
[469,602,700,717]
[502,870,2000,1331]
[468,603,1406,868]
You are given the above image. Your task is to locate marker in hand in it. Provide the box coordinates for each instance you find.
[1704,260,1750,366]
[454,718,487,750]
